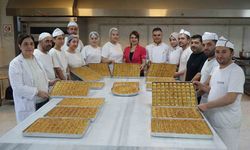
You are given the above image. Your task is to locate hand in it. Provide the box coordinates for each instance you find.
[49,78,60,86]
[198,103,208,112]
[140,64,145,71]
[193,81,203,90]
[37,90,49,99]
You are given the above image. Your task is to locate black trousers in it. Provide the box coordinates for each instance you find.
[35,99,49,110]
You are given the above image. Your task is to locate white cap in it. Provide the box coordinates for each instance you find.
[109,27,118,36]
[179,29,191,37]
[202,32,218,41]
[67,21,78,27]
[169,32,179,40]
[216,36,234,50]
[38,32,52,41]
[89,31,99,38]
[52,28,64,37]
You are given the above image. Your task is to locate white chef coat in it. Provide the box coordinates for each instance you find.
[205,63,245,150]
[101,41,123,63]
[49,48,68,78]
[200,57,219,103]
[178,47,192,81]
[168,46,182,65]
[65,50,85,68]
[146,42,169,63]
[33,49,56,80]
[9,54,48,123]
[61,36,84,53]
[81,45,102,64]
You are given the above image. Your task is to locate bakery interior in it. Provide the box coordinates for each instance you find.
[0,0,250,149]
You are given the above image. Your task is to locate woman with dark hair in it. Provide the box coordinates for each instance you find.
[123,31,146,75]
[9,34,52,123]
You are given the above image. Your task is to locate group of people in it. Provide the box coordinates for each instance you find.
[8,21,245,150]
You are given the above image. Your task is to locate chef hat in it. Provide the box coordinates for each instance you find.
[38,32,52,41]
[169,32,179,40]
[109,27,118,37]
[67,35,79,46]
[52,28,64,37]
[179,29,191,37]
[202,32,218,41]
[89,31,100,39]
[216,36,234,50]
[67,21,78,27]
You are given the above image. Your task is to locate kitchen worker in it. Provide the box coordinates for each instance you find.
[194,36,245,150]
[49,28,69,80]
[185,34,207,81]
[192,32,219,104]
[146,27,169,64]
[101,27,123,72]
[174,29,193,81]
[9,34,52,123]
[61,21,84,53]
[81,31,102,64]
[65,35,85,68]
[34,32,56,80]
[123,31,146,76]
[168,32,182,65]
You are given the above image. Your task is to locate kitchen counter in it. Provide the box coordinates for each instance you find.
[0,78,227,150]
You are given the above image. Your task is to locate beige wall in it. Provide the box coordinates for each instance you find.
[0,0,15,68]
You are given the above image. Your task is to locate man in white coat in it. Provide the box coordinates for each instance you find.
[33,32,56,80]
[194,37,245,150]
[174,29,193,81]
[61,21,84,53]
[146,27,169,64]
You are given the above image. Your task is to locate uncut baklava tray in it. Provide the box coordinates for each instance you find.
[50,81,89,98]
[23,117,90,138]
[151,118,213,139]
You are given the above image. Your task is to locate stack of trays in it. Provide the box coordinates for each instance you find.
[151,82,213,139]
[146,77,176,91]
[112,82,140,96]
[70,66,103,81]
[147,63,176,77]
[23,97,105,138]
[113,63,141,77]
[50,81,89,98]
[88,63,111,77]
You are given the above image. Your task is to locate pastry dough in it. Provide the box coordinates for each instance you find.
[71,66,102,81]
[50,81,89,97]
[58,98,105,107]
[152,107,202,119]
[88,63,111,77]
[113,63,141,77]
[151,118,212,135]
[45,106,99,119]
[147,63,176,77]
[24,117,89,135]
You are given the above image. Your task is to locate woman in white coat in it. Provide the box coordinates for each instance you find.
[9,34,50,123]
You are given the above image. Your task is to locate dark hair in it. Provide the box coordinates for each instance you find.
[152,27,162,33]
[130,31,140,41]
[212,40,217,44]
[17,33,35,45]
[191,34,202,43]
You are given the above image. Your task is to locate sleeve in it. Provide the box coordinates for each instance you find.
[228,67,245,93]
[81,46,87,62]
[50,51,60,68]
[123,47,127,61]
[145,45,151,62]
[140,46,147,60]
[101,43,110,58]
[9,60,37,100]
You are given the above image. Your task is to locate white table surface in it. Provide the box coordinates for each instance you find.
[0,78,227,150]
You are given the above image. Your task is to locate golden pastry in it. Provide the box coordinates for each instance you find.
[58,98,105,107]
[70,66,102,81]
[88,63,111,77]
[86,82,105,89]
[147,63,176,77]
[113,63,141,77]
[112,82,139,96]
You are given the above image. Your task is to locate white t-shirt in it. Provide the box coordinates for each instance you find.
[206,63,245,129]
[33,49,55,80]
[200,57,219,103]
[24,58,48,103]
[65,50,85,68]
[146,42,169,63]
[168,46,182,65]
[178,47,192,81]
[101,41,123,63]
[49,48,68,78]
[81,45,102,64]
[61,36,84,53]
